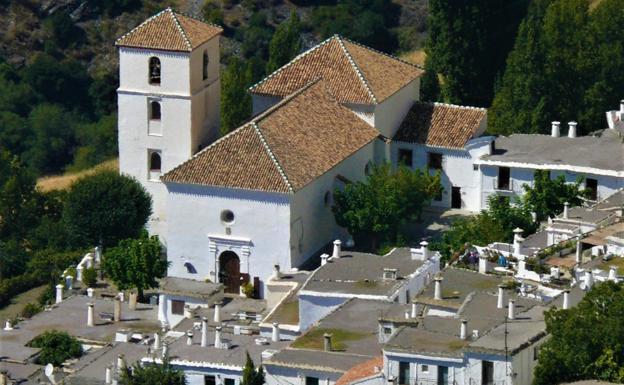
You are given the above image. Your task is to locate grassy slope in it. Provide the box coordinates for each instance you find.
[37,158,119,192]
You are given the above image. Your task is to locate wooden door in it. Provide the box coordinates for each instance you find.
[219,251,240,294]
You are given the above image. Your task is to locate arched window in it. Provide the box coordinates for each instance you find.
[202,51,209,80]
[149,151,161,172]
[149,57,161,85]
[150,101,161,120]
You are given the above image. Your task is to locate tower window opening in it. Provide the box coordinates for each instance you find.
[149,57,161,85]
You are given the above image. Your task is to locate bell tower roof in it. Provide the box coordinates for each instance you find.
[116,7,222,52]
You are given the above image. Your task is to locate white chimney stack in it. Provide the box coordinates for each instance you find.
[320,253,330,266]
[186,330,193,346]
[434,276,443,301]
[513,228,524,256]
[563,289,570,310]
[497,285,505,309]
[411,302,417,318]
[214,302,222,323]
[55,284,63,304]
[87,302,95,327]
[105,365,112,384]
[332,240,342,259]
[214,325,222,349]
[184,304,193,319]
[162,342,168,359]
[0,369,8,385]
[201,317,209,348]
[272,322,280,342]
[324,333,332,352]
[619,100,624,120]
[114,297,121,323]
[420,241,430,260]
[460,319,467,340]
[563,202,569,219]
[116,354,125,373]
[576,239,582,263]
[585,270,594,290]
[95,246,102,263]
[551,121,561,137]
[508,299,515,320]
[568,121,577,138]
[87,287,94,298]
[272,264,281,280]
[609,266,618,282]
[4,319,12,331]
[153,332,161,350]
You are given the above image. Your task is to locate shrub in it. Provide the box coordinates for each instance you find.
[82,267,97,288]
[28,330,83,366]
[241,282,254,298]
[21,302,42,318]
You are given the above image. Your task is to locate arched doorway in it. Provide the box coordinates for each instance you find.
[219,251,240,294]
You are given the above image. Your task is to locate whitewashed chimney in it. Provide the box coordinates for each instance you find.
[551,121,561,137]
[585,270,594,290]
[214,302,222,323]
[162,342,168,358]
[116,355,125,373]
[332,240,342,259]
[128,292,137,311]
[513,228,524,256]
[153,332,161,350]
[563,202,569,219]
[85,254,94,269]
[460,319,467,340]
[105,365,112,384]
[576,239,582,263]
[563,289,570,310]
[272,322,280,342]
[478,255,490,275]
[201,317,209,348]
[114,297,121,323]
[568,121,577,138]
[55,284,63,304]
[609,266,618,282]
[87,302,95,327]
[214,325,222,349]
[323,333,332,351]
[619,100,624,120]
[95,246,102,263]
[508,299,515,320]
[76,266,83,282]
[87,287,94,298]
[186,330,193,346]
[434,276,443,301]
[320,253,330,266]
[497,285,505,309]
[65,275,74,290]
[118,292,125,302]
[184,304,193,319]
[411,302,418,318]
[272,264,281,280]
[3,320,12,331]
[421,241,430,260]
[0,369,8,385]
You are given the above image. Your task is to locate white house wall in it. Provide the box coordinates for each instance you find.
[384,352,465,385]
[265,364,341,385]
[298,294,348,332]
[174,364,242,385]
[373,79,420,139]
[165,183,291,293]
[158,293,211,328]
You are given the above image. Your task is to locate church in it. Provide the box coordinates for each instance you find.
[115,8,494,298]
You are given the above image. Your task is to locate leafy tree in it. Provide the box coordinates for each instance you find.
[266,10,301,74]
[202,0,224,26]
[88,70,118,118]
[419,57,440,102]
[43,11,85,49]
[0,240,29,279]
[102,232,168,300]
[426,0,529,106]
[120,358,186,385]
[26,248,83,284]
[220,57,252,135]
[28,330,83,366]
[70,114,117,171]
[0,60,36,117]
[240,12,274,61]
[241,352,265,385]
[332,164,441,250]
[82,267,98,287]
[534,282,624,384]
[522,170,589,221]
[63,170,152,248]
[0,111,31,157]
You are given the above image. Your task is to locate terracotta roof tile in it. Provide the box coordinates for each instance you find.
[394,102,487,149]
[335,357,383,385]
[250,36,422,105]
[116,8,222,52]
[162,80,379,193]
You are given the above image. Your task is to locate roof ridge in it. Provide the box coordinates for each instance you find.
[169,9,193,50]
[340,35,424,71]
[252,78,323,123]
[249,35,336,93]
[115,7,170,45]
[251,123,294,193]
[431,101,487,111]
[336,35,377,104]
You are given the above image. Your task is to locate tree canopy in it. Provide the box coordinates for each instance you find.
[522,170,589,221]
[120,358,186,385]
[534,282,624,384]
[266,11,301,74]
[332,164,441,250]
[63,170,152,248]
[102,232,168,300]
[220,57,252,136]
[241,352,265,385]
[28,330,83,366]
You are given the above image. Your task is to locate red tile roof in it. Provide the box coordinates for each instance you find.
[335,357,383,385]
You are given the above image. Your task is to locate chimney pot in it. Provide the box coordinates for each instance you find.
[332,240,342,259]
[116,354,125,373]
[215,325,223,349]
[272,322,280,342]
[186,330,194,346]
[201,317,209,347]
[585,270,594,290]
[214,302,222,323]
[320,253,330,266]
[420,241,430,260]
[4,319,12,331]
[434,276,443,301]
[65,275,74,290]
[411,302,417,318]
[551,121,561,137]
[497,285,505,309]
[460,319,467,340]
[114,297,121,323]
[273,264,281,280]
[153,332,161,350]
[87,302,95,327]
[609,266,618,282]
[105,365,112,384]
[563,289,570,310]
[619,100,624,116]
[575,239,582,263]
[563,202,569,219]
[508,299,515,320]
[568,121,577,138]
[55,284,63,304]
[323,333,332,352]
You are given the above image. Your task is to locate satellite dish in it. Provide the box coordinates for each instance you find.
[44,364,54,376]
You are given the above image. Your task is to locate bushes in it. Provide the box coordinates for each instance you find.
[0,273,40,308]
[82,267,98,288]
[28,330,83,366]
[21,302,42,318]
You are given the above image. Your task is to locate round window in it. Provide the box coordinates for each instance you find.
[220,210,235,224]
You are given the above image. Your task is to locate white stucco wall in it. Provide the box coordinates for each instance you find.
[384,351,465,385]
[373,79,420,139]
[165,183,292,294]
[265,364,340,385]
[158,293,211,327]
[174,364,242,385]
[298,294,349,332]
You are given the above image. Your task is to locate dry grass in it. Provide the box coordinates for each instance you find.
[605,257,624,275]
[400,49,426,67]
[589,0,604,11]
[0,285,47,321]
[292,328,368,351]
[37,159,119,192]
[268,299,300,325]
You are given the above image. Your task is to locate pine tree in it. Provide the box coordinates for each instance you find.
[241,352,265,385]
[220,57,252,136]
[266,10,301,74]
[419,57,440,102]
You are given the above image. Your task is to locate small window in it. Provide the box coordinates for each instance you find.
[398,149,413,167]
[383,326,392,335]
[149,57,161,85]
[224,379,235,385]
[533,346,539,361]
[202,51,209,80]
[324,191,332,207]
[497,167,510,190]
[171,299,185,315]
[428,152,443,170]
[204,375,216,385]
[149,151,161,172]
[421,365,429,373]
[150,101,161,120]
[473,164,479,171]
[586,178,598,200]
[305,377,319,385]
[221,210,235,224]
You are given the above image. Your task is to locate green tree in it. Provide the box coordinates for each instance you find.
[120,358,186,385]
[419,57,440,102]
[266,10,301,74]
[202,0,224,26]
[43,11,85,49]
[70,114,117,171]
[102,232,168,300]
[220,57,252,136]
[28,330,83,366]
[332,164,441,250]
[241,352,265,385]
[63,170,152,248]
[426,0,529,106]
[534,282,624,384]
[522,170,588,221]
